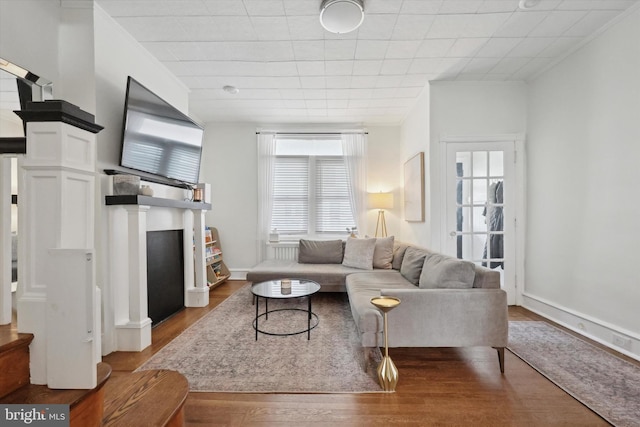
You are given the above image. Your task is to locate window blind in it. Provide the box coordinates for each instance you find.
[272,157,309,234]
[315,158,354,233]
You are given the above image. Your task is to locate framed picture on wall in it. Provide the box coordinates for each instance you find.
[404,152,425,222]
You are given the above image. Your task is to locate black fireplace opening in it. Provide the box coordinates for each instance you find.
[147,229,185,326]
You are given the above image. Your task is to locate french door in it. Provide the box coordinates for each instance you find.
[442,138,522,305]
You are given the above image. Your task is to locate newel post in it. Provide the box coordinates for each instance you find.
[15,100,103,388]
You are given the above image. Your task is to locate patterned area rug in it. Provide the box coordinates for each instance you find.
[137,285,382,393]
[508,321,640,427]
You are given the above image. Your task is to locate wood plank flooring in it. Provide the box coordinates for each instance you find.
[103,281,636,426]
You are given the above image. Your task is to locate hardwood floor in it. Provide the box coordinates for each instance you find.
[102,281,633,426]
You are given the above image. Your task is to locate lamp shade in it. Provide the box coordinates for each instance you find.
[368,192,394,210]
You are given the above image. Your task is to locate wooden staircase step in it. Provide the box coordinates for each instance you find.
[0,331,33,399]
[0,362,112,427]
[102,369,189,427]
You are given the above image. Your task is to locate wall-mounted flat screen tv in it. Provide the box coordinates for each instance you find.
[119,76,203,185]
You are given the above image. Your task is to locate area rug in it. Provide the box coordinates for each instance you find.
[508,321,640,427]
[136,285,382,393]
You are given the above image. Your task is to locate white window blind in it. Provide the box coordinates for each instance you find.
[271,152,356,236]
[272,157,309,234]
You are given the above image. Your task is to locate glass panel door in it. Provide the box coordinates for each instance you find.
[445,141,516,304]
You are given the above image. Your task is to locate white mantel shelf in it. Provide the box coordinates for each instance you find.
[105,195,211,210]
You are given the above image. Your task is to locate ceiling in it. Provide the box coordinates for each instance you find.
[9,0,640,126]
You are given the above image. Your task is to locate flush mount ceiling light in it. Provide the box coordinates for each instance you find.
[518,0,541,10]
[319,0,364,34]
[223,85,239,94]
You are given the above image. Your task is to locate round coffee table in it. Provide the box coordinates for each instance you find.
[251,279,321,340]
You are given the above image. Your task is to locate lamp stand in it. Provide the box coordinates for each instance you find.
[375,210,387,237]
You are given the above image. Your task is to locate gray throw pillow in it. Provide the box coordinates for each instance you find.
[342,237,376,270]
[298,239,344,264]
[392,242,410,270]
[400,247,429,285]
[372,236,394,269]
[419,253,476,289]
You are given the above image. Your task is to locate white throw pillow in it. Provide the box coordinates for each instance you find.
[372,236,394,269]
[342,237,376,270]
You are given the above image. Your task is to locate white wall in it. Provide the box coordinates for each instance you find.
[526,7,640,356]
[428,82,527,252]
[399,87,430,246]
[200,124,402,276]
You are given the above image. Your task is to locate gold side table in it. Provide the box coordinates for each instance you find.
[370,296,401,392]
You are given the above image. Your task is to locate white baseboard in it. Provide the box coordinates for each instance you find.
[522,292,640,361]
[229,269,248,281]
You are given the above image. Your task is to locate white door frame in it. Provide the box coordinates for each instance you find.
[439,134,526,306]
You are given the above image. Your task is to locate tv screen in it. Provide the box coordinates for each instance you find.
[119,76,203,184]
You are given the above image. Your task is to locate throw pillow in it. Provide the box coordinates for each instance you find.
[419,253,476,289]
[391,242,410,270]
[298,239,344,264]
[372,236,394,269]
[342,237,376,270]
[400,247,429,285]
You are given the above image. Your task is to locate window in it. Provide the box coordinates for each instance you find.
[270,136,356,237]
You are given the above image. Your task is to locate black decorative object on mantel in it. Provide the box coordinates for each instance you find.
[15,100,104,134]
[0,137,26,154]
[105,194,211,210]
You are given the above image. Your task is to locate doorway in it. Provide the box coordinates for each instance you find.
[441,137,524,305]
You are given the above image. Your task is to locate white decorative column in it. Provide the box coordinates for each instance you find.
[113,205,153,351]
[15,100,103,388]
[186,208,209,307]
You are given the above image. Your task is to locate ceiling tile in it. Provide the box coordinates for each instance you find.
[300,76,326,88]
[251,16,290,40]
[380,59,412,75]
[490,57,532,74]
[201,1,248,15]
[385,41,422,59]
[409,58,442,74]
[400,0,443,14]
[477,0,520,13]
[306,99,327,108]
[507,37,556,57]
[242,0,285,16]
[354,40,390,59]
[325,61,354,75]
[99,1,211,17]
[439,0,481,14]
[283,0,318,16]
[141,42,181,61]
[357,14,396,40]
[460,13,512,38]
[447,38,489,57]
[293,40,325,60]
[462,57,497,73]
[283,99,307,108]
[365,0,404,14]
[177,16,257,41]
[493,11,549,37]
[396,87,423,98]
[528,11,588,37]
[391,15,436,40]
[350,76,379,88]
[287,15,325,40]
[352,60,383,75]
[427,15,472,39]
[538,37,582,57]
[376,75,403,87]
[400,74,431,87]
[116,17,188,42]
[475,38,522,57]
[325,89,351,99]
[563,10,622,36]
[415,39,456,57]
[325,40,358,60]
[327,99,349,108]
[510,57,554,79]
[326,76,352,88]
[297,61,325,76]
[371,88,398,98]
[303,89,327,99]
[347,88,373,99]
[279,89,305,99]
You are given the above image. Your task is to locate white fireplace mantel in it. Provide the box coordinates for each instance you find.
[106,194,211,352]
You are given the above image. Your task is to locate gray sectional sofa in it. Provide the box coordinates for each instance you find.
[246,237,508,372]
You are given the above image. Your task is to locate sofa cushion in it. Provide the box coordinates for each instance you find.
[399,247,429,285]
[298,239,343,264]
[342,237,376,270]
[372,236,394,269]
[392,241,410,270]
[419,253,476,289]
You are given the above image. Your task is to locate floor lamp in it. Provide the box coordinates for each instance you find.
[368,192,394,237]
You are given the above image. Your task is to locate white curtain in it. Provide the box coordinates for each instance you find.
[341,133,367,235]
[257,133,276,261]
